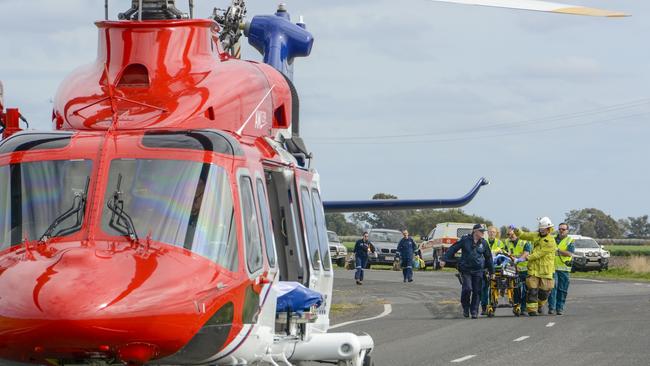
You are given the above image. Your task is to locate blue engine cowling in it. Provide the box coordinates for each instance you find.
[245,6,313,79]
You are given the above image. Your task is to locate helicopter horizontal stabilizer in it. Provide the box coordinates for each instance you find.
[429,0,629,17]
[323,178,489,213]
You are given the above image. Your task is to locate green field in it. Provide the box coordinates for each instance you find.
[572,268,650,282]
[603,245,650,256]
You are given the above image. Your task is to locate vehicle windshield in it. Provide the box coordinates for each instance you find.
[0,160,92,250]
[327,231,340,243]
[370,231,402,243]
[574,239,600,249]
[101,159,238,271]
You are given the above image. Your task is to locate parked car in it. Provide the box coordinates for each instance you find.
[570,235,610,272]
[367,229,403,267]
[327,230,348,267]
[419,222,476,270]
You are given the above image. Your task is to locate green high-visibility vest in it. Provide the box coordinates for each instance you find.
[510,239,529,272]
[555,236,574,272]
[489,238,509,254]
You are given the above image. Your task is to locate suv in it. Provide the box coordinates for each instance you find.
[420,222,476,270]
[570,235,610,272]
[367,229,403,267]
[327,231,348,267]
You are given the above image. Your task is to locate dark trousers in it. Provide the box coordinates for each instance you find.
[518,271,528,311]
[480,274,489,307]
[461,272,484,316]
[401,258,413,281]
[355,256,368,281]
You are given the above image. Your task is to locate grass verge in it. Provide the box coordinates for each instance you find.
[572,269,650,281]
[605,245,650,257]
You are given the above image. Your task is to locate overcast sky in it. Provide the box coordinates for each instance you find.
[1,0,648,229]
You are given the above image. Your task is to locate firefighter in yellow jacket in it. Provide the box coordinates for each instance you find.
[514,217,557,316]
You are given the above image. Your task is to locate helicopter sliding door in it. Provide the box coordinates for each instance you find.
[262,165,308,285]
[294,169,333,331]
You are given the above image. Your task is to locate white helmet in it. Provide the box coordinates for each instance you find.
[537,216,554,229]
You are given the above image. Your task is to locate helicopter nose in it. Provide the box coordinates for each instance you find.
[0,241,238,364]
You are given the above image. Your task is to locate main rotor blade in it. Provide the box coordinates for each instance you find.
[323,177,489,213]
[429,0,629,17]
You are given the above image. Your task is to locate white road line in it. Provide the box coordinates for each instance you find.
[451,355,476,363]
[513,336,530,342]
[634,283,643,286]
[329,304,392,330]
[574,278,606,283]
[546,322,556,327]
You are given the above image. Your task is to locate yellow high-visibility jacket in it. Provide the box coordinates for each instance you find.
[515,229,556,279]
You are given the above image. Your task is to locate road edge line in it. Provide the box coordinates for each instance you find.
[329,304,392,330]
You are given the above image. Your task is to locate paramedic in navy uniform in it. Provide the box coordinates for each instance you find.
[397,229,418,283]
[440,224,495,319]
[353,232,375,285]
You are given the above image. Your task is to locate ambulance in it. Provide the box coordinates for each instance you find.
[419,222,477,269]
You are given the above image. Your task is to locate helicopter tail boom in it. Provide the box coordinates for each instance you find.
[323,177,489,213]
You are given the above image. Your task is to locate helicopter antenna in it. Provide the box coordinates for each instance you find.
[105,0,109,20]
[189,0,194,19]
[213,0,247,58]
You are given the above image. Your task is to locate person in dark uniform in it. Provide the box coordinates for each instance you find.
[397,229,418,283]
[441,224,494,319]
[353,232,375,285]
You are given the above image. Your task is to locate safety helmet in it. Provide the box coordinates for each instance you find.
[537,216,553,229]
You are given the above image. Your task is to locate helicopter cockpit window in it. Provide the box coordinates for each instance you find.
[0,159,92,250]
[100,159,238,271]
[300,187,321,270]
[240,176,264,273]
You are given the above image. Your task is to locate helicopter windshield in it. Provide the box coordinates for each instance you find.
[100,159,238,271]
[0,159,93,250]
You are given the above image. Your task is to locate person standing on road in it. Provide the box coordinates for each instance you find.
[353,232,375,285]
[514,217,557,316]
[548,223,575,315]
[480,226,508,315]
[397,229,418,283]
[441,224,494,319]
[506,228,532,315]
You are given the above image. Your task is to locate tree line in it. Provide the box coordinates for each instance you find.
[325,193,650,239]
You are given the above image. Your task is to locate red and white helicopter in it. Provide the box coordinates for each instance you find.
[0,1,625,365]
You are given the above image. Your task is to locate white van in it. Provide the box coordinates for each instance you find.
[420,222,477,269]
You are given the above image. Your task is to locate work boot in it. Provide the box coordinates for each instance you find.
[356,280,361,285]
[548,309,555,315]
[471,313,478,319]
[408,279,413,283]
[528,311,538,316]
[481,305,487,316]
[556,310,563,315]
[463,308,470,318]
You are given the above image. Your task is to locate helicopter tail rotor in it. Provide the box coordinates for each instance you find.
[429,0,629,17]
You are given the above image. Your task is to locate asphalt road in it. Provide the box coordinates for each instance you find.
[330,269,650,366]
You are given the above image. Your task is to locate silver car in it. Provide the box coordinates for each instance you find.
[327,230,348,267]
[570,235,610,272]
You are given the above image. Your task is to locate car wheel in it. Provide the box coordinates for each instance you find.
[337,258,346,267]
